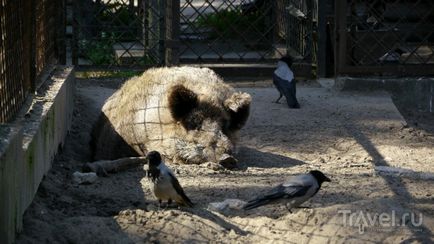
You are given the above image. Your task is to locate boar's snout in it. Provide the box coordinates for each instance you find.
[218,154,238,169]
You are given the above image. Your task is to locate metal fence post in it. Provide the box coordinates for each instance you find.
[166,0,180,66]
[58,0,67,65]
[30,0,36,92]
[317,0,326,77]
[335,0,347,76]
[159,0,166,65]
[72,1,78,66]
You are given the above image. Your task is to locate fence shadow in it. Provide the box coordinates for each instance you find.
[344,122,433,241]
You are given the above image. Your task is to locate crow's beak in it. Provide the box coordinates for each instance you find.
[325,176,331,182]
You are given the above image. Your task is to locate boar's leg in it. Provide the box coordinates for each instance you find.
[82,157,146,176]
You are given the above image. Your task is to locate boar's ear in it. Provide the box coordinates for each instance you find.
[168,85,198,121]
[224,92,251,130]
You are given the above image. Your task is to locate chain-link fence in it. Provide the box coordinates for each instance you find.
[336,0,434,76]
[179,0,279,63]
[0,0,65,123]
[179,0,316,66]
[277,0,317,74]
[72,0,166,68]
[72,0,318,75]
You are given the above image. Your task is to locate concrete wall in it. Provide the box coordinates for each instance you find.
[335,77,434,113]
[0,66,74,244]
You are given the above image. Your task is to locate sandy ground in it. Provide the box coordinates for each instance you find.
[17,78,434,243]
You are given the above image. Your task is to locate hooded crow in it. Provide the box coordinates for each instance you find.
[146,151,194,207]
[273,56,300,109]
[243,170,330,211]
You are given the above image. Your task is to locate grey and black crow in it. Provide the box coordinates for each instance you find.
[146,151,194,207]
[273,56,300,108]
[243,170,330,211]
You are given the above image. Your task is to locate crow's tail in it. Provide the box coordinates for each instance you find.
[182,195,194,207]
[242,198,271,210]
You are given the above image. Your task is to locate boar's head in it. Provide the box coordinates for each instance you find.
[168,84,251,167]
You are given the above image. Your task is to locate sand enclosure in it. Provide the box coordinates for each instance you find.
[17,78,434,243]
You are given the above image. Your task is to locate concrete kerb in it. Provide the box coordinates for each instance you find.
[333,76,434,113]
[0,66,75,244]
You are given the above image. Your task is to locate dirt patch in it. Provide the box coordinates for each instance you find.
[17,78,434,243]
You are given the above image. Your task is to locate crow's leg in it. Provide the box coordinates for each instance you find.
[158,199,162,211]
[274,93,283,103]
[167,199,175,209]
[162,199,172,210]
[273,75,285,104]
[285,203,293,213]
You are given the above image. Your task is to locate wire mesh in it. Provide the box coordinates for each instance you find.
[0,0,65,123]
[35,0,62,80]
[179,0,290,63]
[73,0,165,67]
[277,0,317,63]
[0,0,27,123]
[336,0,434,76]
[178,0,316,65]
[72,0,318,68]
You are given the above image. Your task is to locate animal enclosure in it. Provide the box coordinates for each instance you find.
[1,1,434,243]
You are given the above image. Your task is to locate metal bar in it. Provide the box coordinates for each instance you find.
[317,0,326,77]
[159,0,166,65]
[71,0,78,65]
[59,0,67,64]
[335,0,347,76]
[168,0,180,65]
[30,0,36,92]
[339,64,434,76]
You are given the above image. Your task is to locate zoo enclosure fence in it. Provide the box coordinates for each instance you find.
[71,0,434,77]
[335,0,434,76]
[0,0,66,123]
[3,0,434,123]
[72,0,317,77]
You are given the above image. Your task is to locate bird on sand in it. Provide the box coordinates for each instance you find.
[243,170,331,212]
[146,151,194,207]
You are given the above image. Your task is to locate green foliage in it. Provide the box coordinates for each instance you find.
[137,55,158,66]
[79,3,158,66]
[79,32,116,65]
[196,9,268,39]
[76,70,142,79]
[97,2,141,41]
[80,31,158,65]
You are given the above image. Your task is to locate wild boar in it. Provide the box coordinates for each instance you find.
[91,66,251,167]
